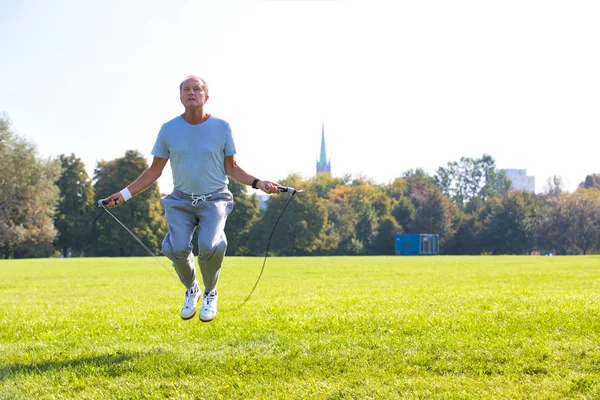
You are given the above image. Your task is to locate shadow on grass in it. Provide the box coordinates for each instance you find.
[0,349,163,381]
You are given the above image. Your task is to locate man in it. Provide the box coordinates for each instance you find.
[102,75,280,322]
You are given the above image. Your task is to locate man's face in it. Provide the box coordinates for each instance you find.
[180,78,208,108]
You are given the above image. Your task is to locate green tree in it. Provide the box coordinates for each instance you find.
[355,204,378,253]
[368,216,401,255]
[580,173,600,189]
[247,189,329,256]
[372,191,392,219]
[479,191,538,254]
[391,196,415,230]
[443,213,483,255]
[54,154,95,257]
[524,193,554,254]
[0,115,61,258]
[306,172,349,199]
[403,168,436,204]
[539,194,572,255]
[409,187,455,247]
[404,170,455,247]
[223,180,260,255]
[533,190,600,255]
[327,179,384,254]
[386,177,408,200]
[326,199,357,255]
[434,154,511,209]
[562,188,600,254]
[92,150,166,256]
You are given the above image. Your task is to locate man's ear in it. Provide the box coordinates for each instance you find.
[204,95,210,104]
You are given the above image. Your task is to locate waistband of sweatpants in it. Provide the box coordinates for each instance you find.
[172,186,229,200]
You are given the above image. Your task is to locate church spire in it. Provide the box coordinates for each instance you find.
[316,121,331,175]
[319,122,327,164]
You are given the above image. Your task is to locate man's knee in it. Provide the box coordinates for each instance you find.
[197,237,227,260]
[162,239,192,260]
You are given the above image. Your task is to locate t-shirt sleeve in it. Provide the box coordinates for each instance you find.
[224,123,236,157]
[151,125,169,159]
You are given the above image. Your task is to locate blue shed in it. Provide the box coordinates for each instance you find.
[395,234,439,255]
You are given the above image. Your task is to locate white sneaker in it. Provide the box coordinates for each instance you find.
[181,283,200,320]
[200,289,218,322]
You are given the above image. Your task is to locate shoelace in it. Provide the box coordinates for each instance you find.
[185,287,199,306]
[204,292,216,306]
[191,193,212,206]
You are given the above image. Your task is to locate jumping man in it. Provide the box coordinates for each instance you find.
[102,75,280,322]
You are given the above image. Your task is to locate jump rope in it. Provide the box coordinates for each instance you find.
[93,186,302,305]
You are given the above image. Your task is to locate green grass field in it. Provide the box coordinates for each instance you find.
[1,256,599,399]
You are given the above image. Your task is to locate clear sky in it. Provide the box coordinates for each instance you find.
[1,0,599,194]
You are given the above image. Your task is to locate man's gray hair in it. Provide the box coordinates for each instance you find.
[179,76,209,95]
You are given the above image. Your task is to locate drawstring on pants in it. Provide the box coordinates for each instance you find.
[191,193,212,206]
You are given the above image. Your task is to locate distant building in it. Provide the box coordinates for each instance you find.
[499,169,535,193]
[256,193,269,210]
[316,122,331,176]
[395,234,440,255]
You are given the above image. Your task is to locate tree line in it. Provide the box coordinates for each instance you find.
[2,115,599,259]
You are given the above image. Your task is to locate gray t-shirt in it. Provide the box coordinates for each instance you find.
[151,115,236,195]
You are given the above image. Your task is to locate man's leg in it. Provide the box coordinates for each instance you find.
[161,194,198,289]
[195,190,233,293]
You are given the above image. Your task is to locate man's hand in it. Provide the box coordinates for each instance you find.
[102,192,125,208]
[258,180,281,194]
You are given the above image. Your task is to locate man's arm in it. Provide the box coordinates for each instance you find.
[103,156,168,208]
[224,155,280,194]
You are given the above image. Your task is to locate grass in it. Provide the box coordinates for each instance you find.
[1,255,599,399]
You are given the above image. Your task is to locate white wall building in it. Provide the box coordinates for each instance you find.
[499,169,535,193]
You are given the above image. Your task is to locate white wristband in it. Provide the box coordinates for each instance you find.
[120,188,133,202]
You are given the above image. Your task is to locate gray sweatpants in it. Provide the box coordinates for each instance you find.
[160,187,233,293]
